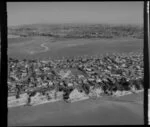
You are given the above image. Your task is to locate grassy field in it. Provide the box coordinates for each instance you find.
[8,37,143,60]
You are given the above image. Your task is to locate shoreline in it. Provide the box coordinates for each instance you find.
[8,89,143,108]
[8,91,143,126]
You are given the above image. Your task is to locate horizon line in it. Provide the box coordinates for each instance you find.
[8,22,143,28]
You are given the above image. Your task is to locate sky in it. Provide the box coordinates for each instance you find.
[7,2,143,26]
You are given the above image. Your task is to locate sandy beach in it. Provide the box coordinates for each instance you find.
[8,91,143,126]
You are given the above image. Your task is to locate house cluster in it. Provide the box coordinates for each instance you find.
[8,52,143,107]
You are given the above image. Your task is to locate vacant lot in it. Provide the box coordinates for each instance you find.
[8,37,143,60]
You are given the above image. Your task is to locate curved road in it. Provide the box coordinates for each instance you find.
[29,43,49,55]
[40,43,49,52]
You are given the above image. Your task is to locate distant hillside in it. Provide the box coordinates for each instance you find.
[8,24,143,39]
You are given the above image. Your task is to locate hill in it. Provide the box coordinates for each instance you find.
[8,23,143,39]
